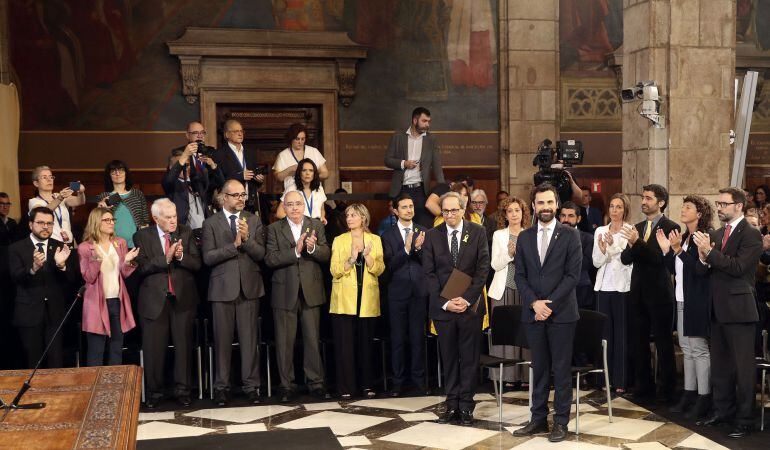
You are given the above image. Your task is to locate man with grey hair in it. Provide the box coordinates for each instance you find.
[133,198,201,408]
[422,191,490,425]
[265,190,330,402]
[214,119,266,218]
[470,189,496,247]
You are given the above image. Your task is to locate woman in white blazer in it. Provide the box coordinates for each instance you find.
[488,196,531,387]
[592,193,634,393]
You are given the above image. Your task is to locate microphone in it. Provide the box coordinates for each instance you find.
[76,285,86,299]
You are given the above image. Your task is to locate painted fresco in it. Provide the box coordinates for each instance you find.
[559,0,623,74]
[9,0,499,131]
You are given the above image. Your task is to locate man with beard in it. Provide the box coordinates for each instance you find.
[559,201,595,310]
[385,107,445,228]
[620,184,680,402]
[512,184,581,442]
[693,187,762,438]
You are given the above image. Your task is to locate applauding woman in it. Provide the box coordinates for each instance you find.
[78,207,140,366]
[592,193,634,393]
[488,197,531,387]
[28,165,86,244]
[275,158,327,224]
[329,204,385,399]
[97,160,149,248]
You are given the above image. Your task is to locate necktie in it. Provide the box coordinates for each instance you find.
[643,220,652,241]
[720,224,731,251]
[229,214,238,238]
[164,234,175,295]
[36,242,45,257]
[540,227,549,264]
[450,230,459,267]
[403,227,411,244]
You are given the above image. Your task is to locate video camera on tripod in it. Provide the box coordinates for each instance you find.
[532,139,584,194]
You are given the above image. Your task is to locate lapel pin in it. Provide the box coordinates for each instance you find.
[462,233,469,244]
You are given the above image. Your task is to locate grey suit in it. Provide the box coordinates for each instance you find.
[265,217,330,391]
[202,210,265,394]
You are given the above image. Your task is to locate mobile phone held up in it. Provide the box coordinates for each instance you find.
[69,181,81,192]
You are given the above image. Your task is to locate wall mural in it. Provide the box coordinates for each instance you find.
[8,0,499,132]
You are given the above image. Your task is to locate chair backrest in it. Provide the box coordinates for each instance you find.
[490,305,528,348]
[573,309,607,361]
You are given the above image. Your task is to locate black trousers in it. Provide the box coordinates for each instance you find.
[388,295,427,388]
[526,320,577,425]
[434,311,482,412]
[630,298,675,394]
[331,314,376,396]
[17,302,64,369]
[400,185,431,229]
[597,291,629,389]
[711,321,756,425]
[86,298,124,367]
[141,301,195,399]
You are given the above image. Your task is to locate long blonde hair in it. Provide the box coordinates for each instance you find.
[84,207,114,243]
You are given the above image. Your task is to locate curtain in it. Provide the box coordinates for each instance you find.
[0,83,20,219]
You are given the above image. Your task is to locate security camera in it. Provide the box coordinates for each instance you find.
[620,80,658,102]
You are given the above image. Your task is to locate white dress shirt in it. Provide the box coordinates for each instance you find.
[674,239,689,302]
[228,142,249,194]
[30,234,49,259]
[286,217,316,257]
[401,128,424,185]
[702,215,744,264]
[592,224,632,292]
[397,219,415,254]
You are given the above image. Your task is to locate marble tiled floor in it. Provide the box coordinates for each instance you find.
[136,390,757,449]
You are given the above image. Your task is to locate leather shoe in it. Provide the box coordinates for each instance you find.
[311,388,331,400]
[696,414,729,427]
[548,423,568,442]
[460,410,474,425]
[512,420,549,437]
[727,424,752,438]
[280,389,292,403]
[389,388,401,398]
[213,390,228,407]
[247,390,261,404]
[144,398,159,409]
[437,409,459,424]
[177,394,192,408]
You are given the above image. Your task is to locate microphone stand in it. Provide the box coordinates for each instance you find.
[1,286,85,419]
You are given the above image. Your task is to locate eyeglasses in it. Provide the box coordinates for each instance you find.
[110,168,125,174]
[188,130,207,136]
[715,201,736,209]
[33,221,54,227]
[470,201,486,206]
[225,192,248,199]
[0,202,11,206]
[442,208,462,216]
[101,218,116,223]
[227,129,244,135]
[38,175,55,181]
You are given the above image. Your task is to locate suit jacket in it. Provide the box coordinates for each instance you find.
[382,222,427,301]
[514,221,582,323]
[578,229,594,286]
[480,214,497,247]
[384,131,444,197]
[202,210,266,302]
[78,238,137,335]
[264,217,330,310]
[0,217,22,276]
[620,215,680,307]
[213,144,262,207]
[162,158,225,226]
[697,218,763,323]
[663,232,711,336]
[585,206,604,230]
[422,221,490,321]
[132,224,201,320]
[8,237,79,327]
[329,232,385,317]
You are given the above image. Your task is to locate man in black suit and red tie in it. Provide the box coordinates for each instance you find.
[512,184,582,442]
[422,191,490,425]
[693,187,762,439]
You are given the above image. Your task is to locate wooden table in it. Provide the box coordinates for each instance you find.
[0,366,142,449]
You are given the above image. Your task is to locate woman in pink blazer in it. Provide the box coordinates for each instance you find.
[78,207,140,366]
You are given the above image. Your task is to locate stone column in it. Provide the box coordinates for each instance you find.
[622,0,734,224]
[499,0,560,201]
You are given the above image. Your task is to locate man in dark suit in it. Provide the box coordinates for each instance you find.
[265,190,330,402]
[0,192,24,369]
[163,144,225,237]
[620,184,680,402]
[580,187,604,231]
[133,199,201,408]
[512,184,582,443]
[202,179,266,406]
[693,187,762,438]
[214,119,267,219]
[382,193,428,397]
[422,191,489,425]
[385,107,445,228]
[8,207,78,368]
[559,201,595,309]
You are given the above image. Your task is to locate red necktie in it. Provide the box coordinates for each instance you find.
[164,233,175,295]
[720,224,731,251]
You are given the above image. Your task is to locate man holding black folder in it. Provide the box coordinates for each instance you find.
[422,191,490,425]
[513,183,582,442]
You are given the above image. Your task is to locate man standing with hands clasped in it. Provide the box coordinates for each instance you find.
[512,184,582,443]
[693,187,762,439]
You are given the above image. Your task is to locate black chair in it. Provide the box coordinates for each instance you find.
[571,309,612,434]
[479,304,529,424]
[757,330,769,431]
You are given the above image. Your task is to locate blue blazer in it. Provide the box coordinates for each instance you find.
[382,222,427,300]
[514,221,582,323]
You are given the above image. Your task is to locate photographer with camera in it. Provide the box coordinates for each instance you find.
[28,165,87,245]
[532,140,584,206]
[215,119,268,220]
[171,122,225,194]
[96,160,149,248]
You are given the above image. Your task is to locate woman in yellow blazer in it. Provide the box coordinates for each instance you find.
[330,203,385,399]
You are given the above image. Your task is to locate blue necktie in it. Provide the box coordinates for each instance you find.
[229,214,238,238]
